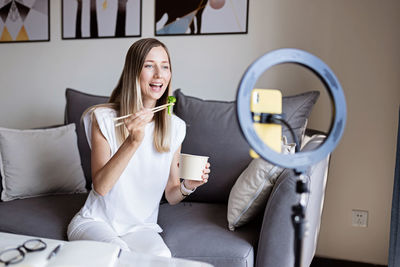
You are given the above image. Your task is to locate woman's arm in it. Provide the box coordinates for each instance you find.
[91,109,153,196]
[165,146,210,205]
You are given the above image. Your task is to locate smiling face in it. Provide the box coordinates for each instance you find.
[139,46,171,108]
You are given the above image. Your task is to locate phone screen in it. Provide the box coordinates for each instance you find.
[250,89,282,157]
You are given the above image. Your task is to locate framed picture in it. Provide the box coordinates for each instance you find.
[62,0,141,39]
[0,0,50,43]
[155,0,248,36]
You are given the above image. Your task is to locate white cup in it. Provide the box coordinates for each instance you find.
[179,153,209,181]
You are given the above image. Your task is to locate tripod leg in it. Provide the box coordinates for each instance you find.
[292,173,310,267]
[292,208,306,267]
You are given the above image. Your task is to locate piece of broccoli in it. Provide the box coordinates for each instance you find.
[167,96,176,115]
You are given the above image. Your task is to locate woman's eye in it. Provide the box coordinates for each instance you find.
[162,65,170,70]
[144,64,153,68]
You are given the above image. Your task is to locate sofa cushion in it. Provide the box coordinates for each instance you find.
[173,90,252,203]
[158,202,260,267]
[282,91,320,143]
[0,124,87,201]
[0,193,88,240]
[65,88,108,188]
[173,89,319,203]
[227,137,295,231]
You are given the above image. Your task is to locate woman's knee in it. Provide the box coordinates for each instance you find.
[157,246,172,258]
[121,230,171,257]
[67,220,130,251]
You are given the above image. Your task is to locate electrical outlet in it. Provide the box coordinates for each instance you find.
[352,210,368,227]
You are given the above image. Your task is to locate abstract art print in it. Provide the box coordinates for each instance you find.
[62,0,141,39]
[155,0,248,36]
[0,0,49,43]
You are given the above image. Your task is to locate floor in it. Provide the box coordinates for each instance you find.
[310,257,387,267]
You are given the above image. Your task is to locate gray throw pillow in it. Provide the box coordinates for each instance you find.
[282,91,320,143]
[0,124,87,201]
[65,88,109,188]
[227,137,296,231]
[173,89,319,203]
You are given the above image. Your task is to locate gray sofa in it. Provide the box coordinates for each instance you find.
[0,88,330,267]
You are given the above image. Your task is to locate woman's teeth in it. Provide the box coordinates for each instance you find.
[150,83,162,89]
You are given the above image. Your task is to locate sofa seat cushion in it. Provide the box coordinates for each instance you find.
[158,202,261,267]
[0,193,88,240]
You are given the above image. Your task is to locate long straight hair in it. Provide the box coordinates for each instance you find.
[84,38,172,152]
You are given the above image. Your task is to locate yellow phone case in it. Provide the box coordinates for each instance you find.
[250,89,282,158]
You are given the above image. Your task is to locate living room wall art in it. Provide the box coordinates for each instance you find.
[62,0,141,39]
[0,0,50,43]
[155,0,248,36]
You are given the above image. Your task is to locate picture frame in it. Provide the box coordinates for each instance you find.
[155,0,249,36]
[62,0,142,40]
[0,0,50,43]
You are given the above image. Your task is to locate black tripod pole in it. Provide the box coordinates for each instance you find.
[262,114,310,267]
[292,171,309,267]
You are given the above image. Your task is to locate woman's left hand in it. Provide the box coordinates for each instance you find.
[184,162,211,190]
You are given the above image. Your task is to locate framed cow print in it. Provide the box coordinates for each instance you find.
[62,0,141,39]
[155,0,248,36]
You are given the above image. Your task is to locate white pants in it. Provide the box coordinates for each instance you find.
[67,218,171,258]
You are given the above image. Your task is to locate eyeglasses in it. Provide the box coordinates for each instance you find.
[0,239,47,266]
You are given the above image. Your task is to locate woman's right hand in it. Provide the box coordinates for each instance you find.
[123,108,154,144]
[91,109,153,196]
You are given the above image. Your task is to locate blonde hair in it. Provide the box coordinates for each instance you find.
[83,38,172,152]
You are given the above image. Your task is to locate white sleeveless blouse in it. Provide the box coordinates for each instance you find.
[73,107,185,236]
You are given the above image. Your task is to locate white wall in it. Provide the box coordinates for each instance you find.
[1,0,399,265]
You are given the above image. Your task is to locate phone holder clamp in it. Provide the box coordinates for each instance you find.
[251,112,286,124]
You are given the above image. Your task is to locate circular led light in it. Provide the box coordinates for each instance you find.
[236,48,347,172]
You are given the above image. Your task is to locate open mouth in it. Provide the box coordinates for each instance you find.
[150,83,163,91]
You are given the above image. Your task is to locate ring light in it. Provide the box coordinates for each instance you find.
[236,48,347,173]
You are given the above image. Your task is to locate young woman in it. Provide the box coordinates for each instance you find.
[67,38,210,257]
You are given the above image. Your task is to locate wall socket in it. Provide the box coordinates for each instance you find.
[352,209,368,227]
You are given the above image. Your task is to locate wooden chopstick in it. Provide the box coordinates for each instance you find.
[151,102,174,112]
[113,103,174,122]
[114,121,126,127]
[114,103,174,127]
[112,113,132,121]
[151,104,173,113]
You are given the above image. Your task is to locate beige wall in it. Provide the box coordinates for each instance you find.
[0,0,399,265]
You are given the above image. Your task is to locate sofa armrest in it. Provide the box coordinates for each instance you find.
[255,135,330,267]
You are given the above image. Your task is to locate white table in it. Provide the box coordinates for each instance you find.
[0,232,212,267]
[118,250,212,267]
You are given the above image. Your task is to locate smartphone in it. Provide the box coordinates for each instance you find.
[249,89,282,158]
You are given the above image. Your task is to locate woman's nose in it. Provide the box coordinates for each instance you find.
[154,66,161,77]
